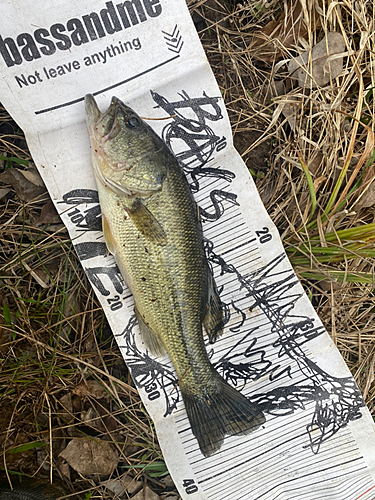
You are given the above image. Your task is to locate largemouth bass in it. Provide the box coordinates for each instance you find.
[85,94,265,457]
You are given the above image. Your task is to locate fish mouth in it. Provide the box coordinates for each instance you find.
[110,96,134,116]
[85,95,116,139]
[85,95,136,183]
[85,94,135,138]
[85,94,101,135]
[87,95,117,140]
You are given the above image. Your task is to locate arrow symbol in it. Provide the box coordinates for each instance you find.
[162,25,184,54]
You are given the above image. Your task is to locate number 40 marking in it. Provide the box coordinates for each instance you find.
[183,479,198,494]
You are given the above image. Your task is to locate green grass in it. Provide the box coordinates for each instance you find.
[287,147,375,284]
[121,459,169,478]
[0,155,28,169]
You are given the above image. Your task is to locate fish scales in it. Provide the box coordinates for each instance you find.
[99,156,209,383]
[85,94,265,456]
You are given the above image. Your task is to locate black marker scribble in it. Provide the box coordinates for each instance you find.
[205,244,365,454]
[151,89,224,168]
[229,300,246,333]
[60,189,99,205]
[151,89,237,222]
[116,314,179,417]
[85,265,124,297]
[305,363,364,454]
[253,360,364,454]
[199,189,239,221]
[217,333,273,388]
[75,242,107,261]
[189,165,235,194]
[204,238,236,275]
[58,189,102,231]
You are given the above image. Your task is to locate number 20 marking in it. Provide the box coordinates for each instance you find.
[107,295,123,311]
[255,227,272,244]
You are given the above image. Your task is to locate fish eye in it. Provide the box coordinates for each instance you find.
[127,116,140,129]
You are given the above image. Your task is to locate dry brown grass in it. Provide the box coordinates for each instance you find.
[1,0,375,496]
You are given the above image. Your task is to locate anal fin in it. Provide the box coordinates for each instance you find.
[135,307,166,357]
[203,270,225,343]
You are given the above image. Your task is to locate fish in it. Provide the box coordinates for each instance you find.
[85,94,265,457]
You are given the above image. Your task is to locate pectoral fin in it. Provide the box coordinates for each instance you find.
[104,178,167,245]
[203,270,225,343]
[126,198,167,246]
[102,215,117,256]
[135,307,166,357]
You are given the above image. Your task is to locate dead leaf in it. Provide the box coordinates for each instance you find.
[36,447,50,472]
[73,380,108,400]
[288,32,346,87]
[121,473,142,495]
[23,261,50,289]
[0,188,10,200]
[64,289,81,319]
[308,151,324,176]
[58,393,74,424]
[102,477,126,497]
[36,200,61,225]
[102,474,143,497]
[270,80,300,132]
[159,474,175,488]
[0,323,12,357]
[281,96,300,132]
[58,457,71,480]
[1,430,39,473]
[94,401,119,433]
[250,1,316,62]
[59,438,118,476]
[58,289,82,345]
[21,164,45,186]
[0,165,46,202]
[81,407,98,424]
[132,485,161,500]
[353,164,375,209]
[314,175,327,191]
[80,406,110,434]
[319,280,343,292]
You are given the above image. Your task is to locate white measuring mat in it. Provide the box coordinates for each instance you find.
[1,1,375,499]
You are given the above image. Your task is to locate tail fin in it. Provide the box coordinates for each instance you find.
[182,376,265,457]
